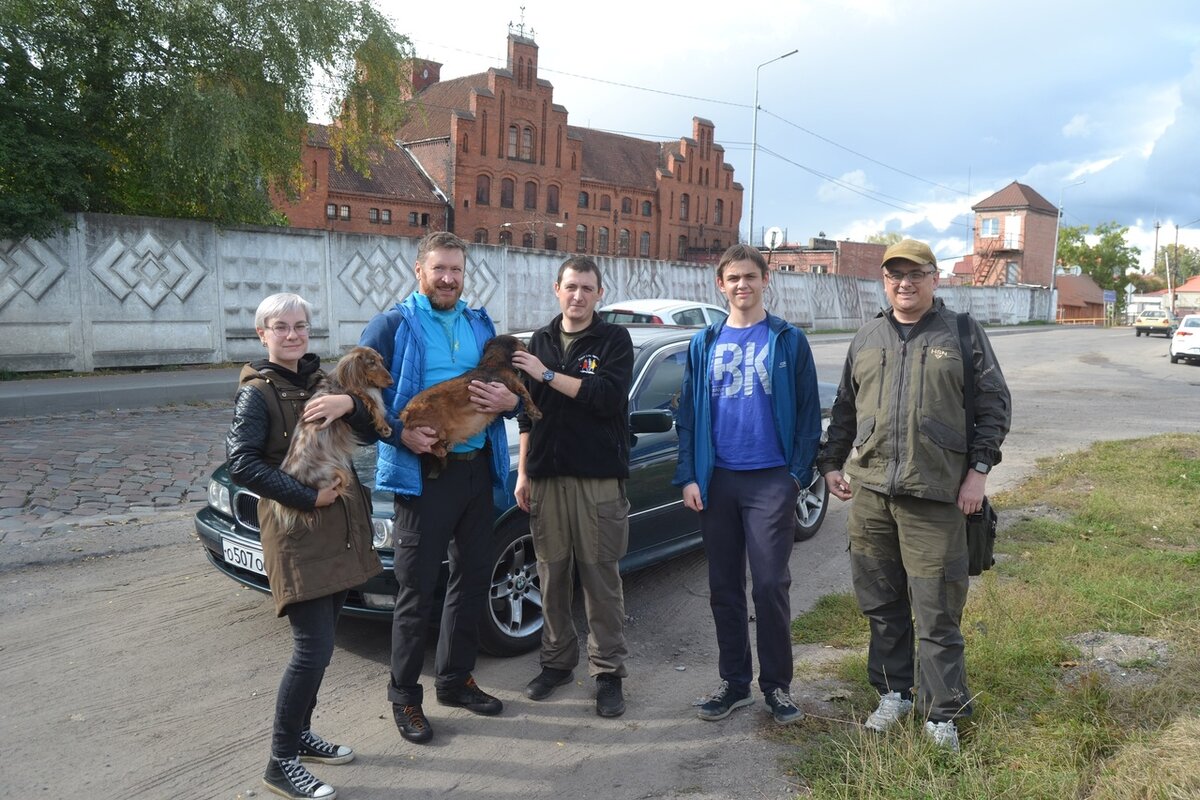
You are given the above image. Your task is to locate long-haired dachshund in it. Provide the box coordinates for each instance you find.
[259,345,393,532]
[400,334,541,467]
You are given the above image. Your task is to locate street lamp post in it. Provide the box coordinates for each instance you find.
[1170,216,1200,315]
[747,49,797,247]
[1048,179,1085,322]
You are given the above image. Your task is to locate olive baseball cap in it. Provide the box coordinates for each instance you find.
[881,239,937,268]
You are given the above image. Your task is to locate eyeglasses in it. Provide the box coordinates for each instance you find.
[268,322,311,336]
[883,269,934,284]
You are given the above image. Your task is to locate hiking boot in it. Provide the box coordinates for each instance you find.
[436,675,503,715]
[298,729,354,765]
[525,667,574,701]
[262,756,336,800]
[864,691,914,733]
[765,688,804,725]
[392,703,433,744]
[924,720,961,752]
[696,680,753,721]
[595,674,625,718]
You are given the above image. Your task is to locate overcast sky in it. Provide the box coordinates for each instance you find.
[371,0,1200,272]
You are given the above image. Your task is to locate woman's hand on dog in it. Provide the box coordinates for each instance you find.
[400,424,440,454]
[314,477,344,507]
[302,394,354,428]
[468,380,519,414]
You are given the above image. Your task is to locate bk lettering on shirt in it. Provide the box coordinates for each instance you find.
[711,341,772,397]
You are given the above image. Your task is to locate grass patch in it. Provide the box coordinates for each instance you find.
[786,433,1200,799]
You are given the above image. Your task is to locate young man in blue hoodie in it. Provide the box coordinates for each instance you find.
[674,244,822,725]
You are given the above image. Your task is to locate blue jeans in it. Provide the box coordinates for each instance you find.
[271,591,347,758]
[699,466,798,694]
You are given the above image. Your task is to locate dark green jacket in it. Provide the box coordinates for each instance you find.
[817,298,1011,503]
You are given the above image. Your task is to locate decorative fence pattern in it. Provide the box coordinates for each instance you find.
[0,213,1051,372]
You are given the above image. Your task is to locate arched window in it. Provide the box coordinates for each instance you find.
[599,194,611,212]
[460,133,468,153]
[621,197,632,214]
[521,127,533,161]
[546,185,560,214]
[524,180,537,210]
[680,194,690,221]
[474,229,488,244]
[641,200,652,217]
[618,229,630,256]
[476,174,491,205]
[545,233,558,251]
[507,125,518,158]
[499,230,513,246]
[639,231,650,257]
[578,191,589,209]
[517,57,525,88]
[677,235,687,260]
[714,199,724,225]
[501,178,514,208]
[522,232,535,248]
[575,224,588,252]
[597,227,609,254]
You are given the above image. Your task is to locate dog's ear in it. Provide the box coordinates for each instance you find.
[335,347,366,387]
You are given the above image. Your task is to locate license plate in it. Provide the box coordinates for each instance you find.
[222,537,266,576]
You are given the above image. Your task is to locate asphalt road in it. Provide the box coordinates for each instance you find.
[1,326,1197,799]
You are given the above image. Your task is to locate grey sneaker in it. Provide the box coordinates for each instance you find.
[262,756,336,799]
[924,720,960,752]
[765,688,804,725]
[864,691,914,733]
[298,729,354,765]
[697,680,753,721]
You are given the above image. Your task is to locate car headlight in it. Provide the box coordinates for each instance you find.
[207,479,232,516]
[372,517,394,550]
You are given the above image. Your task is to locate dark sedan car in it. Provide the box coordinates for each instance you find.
[194,325,835,656]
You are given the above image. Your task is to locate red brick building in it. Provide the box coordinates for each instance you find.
[278,30,742,259]
[969,181,1058,286]
[761,236,887,278]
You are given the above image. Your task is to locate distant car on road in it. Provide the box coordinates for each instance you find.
[1134,309,1177,337]
[194,325,834,657]
[1169,314,1200,364]
[599,299,727,327]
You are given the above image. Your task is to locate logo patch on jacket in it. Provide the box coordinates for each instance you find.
[576,354,600,374]
[929,346,952,360]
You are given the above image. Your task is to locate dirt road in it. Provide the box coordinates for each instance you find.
[2,327,1195,799]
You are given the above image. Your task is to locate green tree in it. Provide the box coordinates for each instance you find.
[0,0,412,240]
[1055,221,1141,316]
[1156,243,1200,286]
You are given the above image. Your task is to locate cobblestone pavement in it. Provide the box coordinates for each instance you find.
[0,404,231,541]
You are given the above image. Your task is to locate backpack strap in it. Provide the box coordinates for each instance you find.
[957,313,975,460]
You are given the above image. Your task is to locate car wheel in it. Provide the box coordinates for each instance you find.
[479,515,542,657]
[1170,353,1180,363]
[794,468,829,542]
[1135,329,1142,337]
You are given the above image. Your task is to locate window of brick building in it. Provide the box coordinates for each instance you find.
[715,199,723,225]
[575,224,588,251]
[501,178,515,208]
[621,197,632,214]
[578,191,589,208]
[524,180,537,210]
[677,235,687,260]
[476,175,491,205]
[522,232,534,248]
[981,217,999,237]
[339,205,350,220]
[545,233,558,251]
[599,194,611,211]
[679,194,689,221]
[639,231,650,257]
[381,209,391,225]
[461,133,468,153]
[325,203,336,219]
[597,227,609,254]
[499,230,513,246]
[408,212,419,226]
[368,208,380,223]
[474,229,488,244]
[521,127,533,161]
[420,213,429,226]
[546,185,559,214]
[641,200,652,217]
[618,229,630,256]
[508,125,518,158]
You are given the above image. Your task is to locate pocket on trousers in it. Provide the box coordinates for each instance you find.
[594,491,630,562]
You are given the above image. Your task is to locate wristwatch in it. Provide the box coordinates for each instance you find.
[541,369,555,384]
[971,462,991,475]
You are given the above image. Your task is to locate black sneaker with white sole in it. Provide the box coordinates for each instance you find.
[262,756,336,800]
[696,680,753,721]
[765,688,804,725]
[298,729,354,765]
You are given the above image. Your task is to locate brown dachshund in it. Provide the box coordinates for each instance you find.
[259,345,393,532]
[400,334,541,466]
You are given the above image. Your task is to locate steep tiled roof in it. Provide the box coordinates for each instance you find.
[308,125,442,204]
[397,73,491,142]
[1176,274,1200,292]
[1055,273,1104,308]
[973,181,1057,214]
[571,127,660,190]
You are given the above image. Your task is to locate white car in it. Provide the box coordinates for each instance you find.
[599,298,728,327]
[1168,314,1200,365]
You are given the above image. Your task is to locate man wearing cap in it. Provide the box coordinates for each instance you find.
[817,238,1011,751]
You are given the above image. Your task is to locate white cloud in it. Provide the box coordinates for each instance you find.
[1062,114,1093,138]
[817,170,873,203]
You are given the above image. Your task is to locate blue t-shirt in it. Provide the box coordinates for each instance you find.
[709,319,785,470]
[414,294,484,452]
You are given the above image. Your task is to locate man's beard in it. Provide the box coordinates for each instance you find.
[421,282,462,311]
